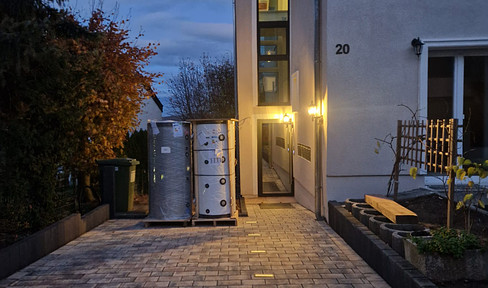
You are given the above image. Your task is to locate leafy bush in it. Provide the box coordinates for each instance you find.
[412,227,485,258]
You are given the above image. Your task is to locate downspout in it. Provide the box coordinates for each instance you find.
[314,0,324,221]
[233,0,239,120]
[233,0,241,199]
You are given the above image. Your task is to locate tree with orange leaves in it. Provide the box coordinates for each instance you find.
[68,9,162,200]
[0,1,162,233]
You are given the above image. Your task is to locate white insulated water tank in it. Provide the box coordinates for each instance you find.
[193,149,235,175]
[192,120,237,218]
[194,175,235,216]
[193,122,235,150]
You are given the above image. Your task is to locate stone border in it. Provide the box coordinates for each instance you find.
[0,204,109,280]
[328,201,437,288]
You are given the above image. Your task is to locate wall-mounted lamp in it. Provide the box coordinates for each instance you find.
[308,106,319,117]
[308,104,322,120]
[283,113,292,123]
[411,37,424,58]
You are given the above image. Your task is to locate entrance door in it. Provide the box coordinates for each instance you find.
[258,120,294,196]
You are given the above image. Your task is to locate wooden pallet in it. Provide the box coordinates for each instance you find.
[142,218,191,228]
[191,211,238,227]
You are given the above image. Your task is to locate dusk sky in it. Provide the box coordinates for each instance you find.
[61,0,235,115]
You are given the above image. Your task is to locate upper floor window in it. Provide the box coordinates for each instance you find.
[257,0,289,106]
[258,0,288,22]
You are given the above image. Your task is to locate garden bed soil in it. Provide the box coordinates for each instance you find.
[398,193,488,240]
[398,194,488,288]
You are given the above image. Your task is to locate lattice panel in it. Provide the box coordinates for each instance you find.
[425,119,458,173]
[397,120,426,169]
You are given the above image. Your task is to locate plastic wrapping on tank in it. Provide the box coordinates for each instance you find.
[147,120,191,220]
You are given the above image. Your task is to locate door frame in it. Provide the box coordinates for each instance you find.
[257,119,294,197]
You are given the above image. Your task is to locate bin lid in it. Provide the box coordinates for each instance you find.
[96,158,140,166]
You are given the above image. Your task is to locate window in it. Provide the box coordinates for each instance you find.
[427,54,488,163]
[257,0,289,106]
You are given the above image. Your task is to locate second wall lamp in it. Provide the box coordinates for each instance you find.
[411,37,424,58]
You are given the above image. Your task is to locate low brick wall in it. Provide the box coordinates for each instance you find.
[0,204,109,280]
[328,201,436,288]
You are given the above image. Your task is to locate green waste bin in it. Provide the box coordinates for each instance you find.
[97,158,140,217]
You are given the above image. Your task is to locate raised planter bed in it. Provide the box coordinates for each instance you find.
[328,201,436,288]
[369,215,392,235]
[0,204,109,280]
[351,203,373,219]
[344,198,365,212]
[379,223,427,246]
[359,208,382,226]
[404,238,488,282]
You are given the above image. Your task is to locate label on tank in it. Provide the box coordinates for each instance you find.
[172,122,183,137]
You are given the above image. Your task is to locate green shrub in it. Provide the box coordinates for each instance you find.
[412,227,484,258]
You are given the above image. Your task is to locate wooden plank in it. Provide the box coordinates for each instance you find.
[365,195,418,224]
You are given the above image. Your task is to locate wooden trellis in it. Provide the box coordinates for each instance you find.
[393,118,459,228]
[425,119,458,174]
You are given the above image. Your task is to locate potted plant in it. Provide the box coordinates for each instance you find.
[404,227,487,282]
[405,158,488,282]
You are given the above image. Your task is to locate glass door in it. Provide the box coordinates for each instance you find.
[258,120,294,196]
[428,55,488,162]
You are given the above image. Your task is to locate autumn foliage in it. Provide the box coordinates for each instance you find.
[0,2,161,235]
[69,10,161,175]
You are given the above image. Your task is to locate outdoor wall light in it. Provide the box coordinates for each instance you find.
[282,113,292,123]
[411,37,424,57]
[308,104,322,120]
[308,105,319,117]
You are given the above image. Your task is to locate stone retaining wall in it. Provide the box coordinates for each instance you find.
[0,204,109,280]
[328,201,437,288]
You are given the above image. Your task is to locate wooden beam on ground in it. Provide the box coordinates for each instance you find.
[365,195,418,224]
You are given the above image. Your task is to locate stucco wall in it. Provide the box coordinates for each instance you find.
[322,0,488,208]
[236,0,488,214]
[236,0,256,198]
[290,0,316,209]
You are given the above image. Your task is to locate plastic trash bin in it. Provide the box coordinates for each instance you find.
[97,158,140,217]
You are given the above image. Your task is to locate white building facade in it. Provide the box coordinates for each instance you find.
[136,96,163,131]
[235,0,488,219]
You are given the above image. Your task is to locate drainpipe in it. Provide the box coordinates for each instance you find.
[233,0,239,120]
[233,0,241,199]
[314,0,324,221]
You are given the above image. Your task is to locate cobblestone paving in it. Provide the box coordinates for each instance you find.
[0,203,390,288]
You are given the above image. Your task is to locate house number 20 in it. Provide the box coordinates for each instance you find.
[335,44,350,55]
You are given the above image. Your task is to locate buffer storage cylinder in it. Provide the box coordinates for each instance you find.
[147,121,191,220]
[193,119,236,218]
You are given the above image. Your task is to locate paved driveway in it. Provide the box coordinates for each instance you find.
[0,201,390,288]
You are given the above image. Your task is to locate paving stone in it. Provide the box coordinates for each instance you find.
[0,203,390,287]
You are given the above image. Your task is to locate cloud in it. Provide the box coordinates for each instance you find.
[64,0,234,95]
[180,22,233,43]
